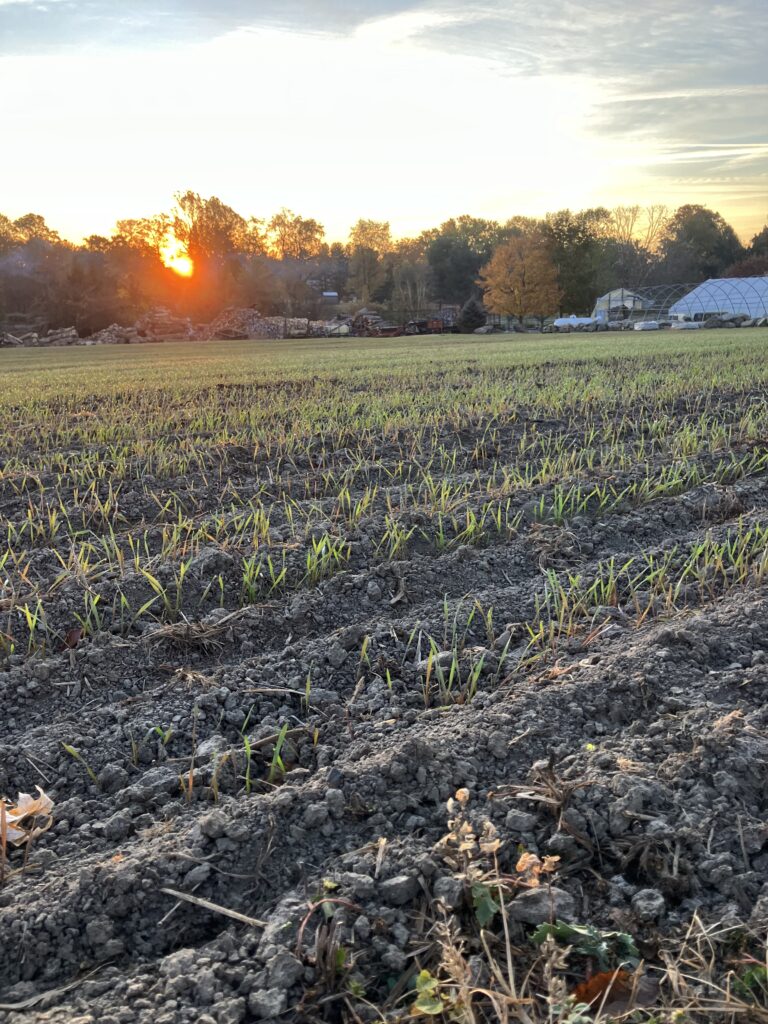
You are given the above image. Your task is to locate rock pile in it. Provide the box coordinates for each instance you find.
[701,314,768,328]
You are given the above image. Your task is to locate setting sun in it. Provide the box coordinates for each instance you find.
[159,234,194,277]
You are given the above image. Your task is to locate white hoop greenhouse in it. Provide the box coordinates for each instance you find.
[669,277,768,320]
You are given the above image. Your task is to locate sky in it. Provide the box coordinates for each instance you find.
[1,0,766,243]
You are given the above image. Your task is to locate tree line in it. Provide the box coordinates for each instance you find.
[1,192,766,333]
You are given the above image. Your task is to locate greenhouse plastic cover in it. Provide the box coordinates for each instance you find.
[669,277,768,319]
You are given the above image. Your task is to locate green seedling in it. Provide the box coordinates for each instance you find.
[61,743,99,787]
[268,723,290,784]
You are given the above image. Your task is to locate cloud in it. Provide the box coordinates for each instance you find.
[0,0,765,238]
[0,0,428,54]
[3,0,766,110]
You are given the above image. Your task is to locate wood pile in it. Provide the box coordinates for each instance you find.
[136,307,194,340]
[87,324,141,345]
[0,323,145,346]
[352,311,402,337]
[1,326,81,346]
[201,307,268,339]
[0,331,26,347]
[46,327,81,345]
[0,306,360,348]
[200,308,328,340]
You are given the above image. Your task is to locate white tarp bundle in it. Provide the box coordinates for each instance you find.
[553,315,595,327]
[669,277,768,320]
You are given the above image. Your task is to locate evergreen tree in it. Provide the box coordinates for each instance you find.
[458,297,487,332]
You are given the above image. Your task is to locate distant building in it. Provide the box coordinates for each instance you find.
[322,291,340,304]
[592,288,652,321]
[669,277,768,320]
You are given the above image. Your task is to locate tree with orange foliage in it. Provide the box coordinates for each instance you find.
[480,232,562,322]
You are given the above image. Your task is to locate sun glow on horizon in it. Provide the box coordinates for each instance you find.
[159,234,194,277]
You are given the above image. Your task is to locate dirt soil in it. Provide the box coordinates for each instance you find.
[0,349,767,1023]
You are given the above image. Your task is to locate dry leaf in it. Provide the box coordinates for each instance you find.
[573,969,632,1006]
[2,786,54,847]
[62,626,84,650]
[515,851,560,887]
[572,970,659,1013]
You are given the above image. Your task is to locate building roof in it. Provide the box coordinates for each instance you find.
[669,277,768,319]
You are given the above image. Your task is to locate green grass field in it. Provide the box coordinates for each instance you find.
[2,325,767,652]
[2,328,767,405]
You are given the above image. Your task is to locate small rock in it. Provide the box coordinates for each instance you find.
[267,951,304,989]
[507,887,575,924]
[215,997,246,1024]
[748,885,768,930]
[325,788,345,818]
[631,888,665,922]
[433,876,464,909]
[414,854,438,877]
[104,810,132,841]
[327,643,347,669]
[380,945,408,971]
[200,811,228,839]
[197,735,229,760]
[303,802,329,828]
[248,988,287,1019]
[379,874,418,906]
[184,863,212,887]
[505,810,538,832]
[161,948,198,978]
[190,546,235,577]
[415,651,454,675]
[342,872,375,899]
[224,819,251,843]
[134,766,179,799]
[98,763,129,793]
[486,731,508,759]
[85,916,113,947]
